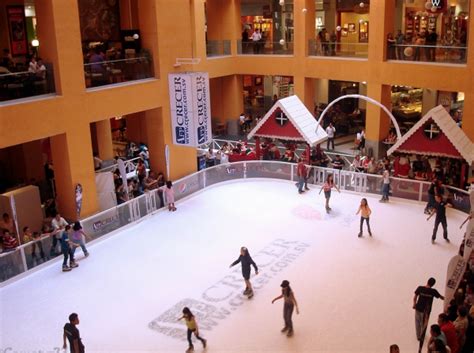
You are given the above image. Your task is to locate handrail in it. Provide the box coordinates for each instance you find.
[83,56,150,67]
[1,160,469,284]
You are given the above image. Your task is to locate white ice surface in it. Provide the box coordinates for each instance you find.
[0,179,465,353]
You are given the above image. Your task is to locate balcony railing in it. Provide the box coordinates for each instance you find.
[308,39,368,58]
[84,56,154,89]
[206,40,231,57]
[387,44,467,64]
[237,40,293,55]
[0,66,55,102]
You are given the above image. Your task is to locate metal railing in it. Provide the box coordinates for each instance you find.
[0,67,55,102]
[308,39,368,58]
[387,44,467,64]
[206,40,231,57]
[84,55,154,89]
[1,161,469,284]
[237,40,294,55]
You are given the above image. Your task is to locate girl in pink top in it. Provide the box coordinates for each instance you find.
[319,174,340,212]
[162,181,176,212]
[356,198,372,237]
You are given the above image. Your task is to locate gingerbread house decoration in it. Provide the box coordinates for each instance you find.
[387,105,474,164]
[247,95,327,162]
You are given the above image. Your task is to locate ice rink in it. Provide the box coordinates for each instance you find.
[0,179,466,353]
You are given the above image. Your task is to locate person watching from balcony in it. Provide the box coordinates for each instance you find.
[1,48,15,70]
[250,28,262,54]
[395,30,405,60]
[35,58,46,80]
[0,212,15,235]
[426,29,438,62]
[88,48,105,73]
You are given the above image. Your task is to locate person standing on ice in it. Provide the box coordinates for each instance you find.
[319,174,340,212]
[413,277,444,343]
[272,280,299,337]
[229,247,258,298]
[427,195,452,244]
[160,180,176,211]
[178,307,207,352]
[356,198,372,237]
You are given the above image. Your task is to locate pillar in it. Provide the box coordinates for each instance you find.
[368,0,395,62]
[35,0,85,95]
[210,75,243,124]
[365,84,392,159]
[206,0,237,55]
[95,119,114,160]
[462,91,474,142]
[50,126,98,220]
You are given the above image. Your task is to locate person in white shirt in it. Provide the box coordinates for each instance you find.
[239,113,246,133]
[51,212,68,255]
[326,123,336,150]
[250,29,262,54]
[28,57,39,73]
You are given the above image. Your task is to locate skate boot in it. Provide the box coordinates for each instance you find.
[186,345,194,352]
[368,230,372,237]
[62,266,71,272]
[247,289,254,299]
[358,232,362,238]
[281,326,289,333]
[286,329,294,337]
[243,287,250,295]
[69,262,79,268]
[202,339,207,348]
[444,237,450,243]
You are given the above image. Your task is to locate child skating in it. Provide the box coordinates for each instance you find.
[178,307,207,352]
[161,180,177,211]
[229,246,258,298]
[272,280,299,337]
[356,198,372,237]
[319,174,340,212]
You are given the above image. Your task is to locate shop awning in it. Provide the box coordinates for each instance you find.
[387,105,474,164]
[247,95,327,146]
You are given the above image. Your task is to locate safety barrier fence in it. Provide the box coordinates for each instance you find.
[0,161,469,284]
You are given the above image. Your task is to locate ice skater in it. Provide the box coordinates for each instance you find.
[319,174,340,212]
[71,221,90,257]
[427,195,452,243]
[60,225,79,272]
[63,313,85,353]
[272,280,299,337]
[413,277,444,351]
[229,246,258,298]
[178,307,207,352]
[380,167,391,202]
[356,198,372,237]
[161,180,176,211]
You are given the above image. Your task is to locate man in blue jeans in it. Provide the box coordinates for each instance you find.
[296,159,306,194]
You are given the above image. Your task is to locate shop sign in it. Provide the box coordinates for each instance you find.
[169,73,212,147]
[7,6,28,56]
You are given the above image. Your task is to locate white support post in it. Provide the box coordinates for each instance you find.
[418,183,424,202]
[20,247,28,273]
[290,165,294,181]
[244,162,247,179]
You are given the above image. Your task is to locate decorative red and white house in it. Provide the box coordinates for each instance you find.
[387,105,474,186]
[247,95,328,163]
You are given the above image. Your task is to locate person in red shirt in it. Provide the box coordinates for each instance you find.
[296,158,306,194]
[2,230,18,252]
[438,313,459,353]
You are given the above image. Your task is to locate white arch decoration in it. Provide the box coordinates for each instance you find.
[316,94,402,140]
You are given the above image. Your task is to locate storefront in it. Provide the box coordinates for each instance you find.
[394,0,469,45]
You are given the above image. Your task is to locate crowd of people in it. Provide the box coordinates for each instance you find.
[387,28,468,62]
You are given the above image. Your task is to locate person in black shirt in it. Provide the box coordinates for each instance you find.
[424,178,437,215]
[63,313,85,353]
[428,195,452,243]
[229,247,258,297]
[413,277,444,342]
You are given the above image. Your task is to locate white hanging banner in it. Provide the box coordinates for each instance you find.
[165,144,170,179]
[191,72,212,145]
[444,254,467,311]
[168,72,212,147]
[463,220,474,263]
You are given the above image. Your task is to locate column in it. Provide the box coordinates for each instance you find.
[50,126,98,220]
[206,0,236,55]
[462,92,474,142]
[365,84,392,159]
[95,119,114,160]
[125,112,147,144]
[293,0,315,58]
[368,0,395,62]
[35,0,85,95]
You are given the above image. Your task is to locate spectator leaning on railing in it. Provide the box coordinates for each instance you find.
[2,230,18,252]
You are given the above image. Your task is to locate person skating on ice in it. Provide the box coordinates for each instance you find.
[160,180,177,211]
[356,198,372,237]
[380,166,391,202]
[272,280,299,337]
[229,246,258,297]
[178,307,207,352]
[319,174,340,212]
[63,313,85,353]
[413,278,444,343]
[427,195,452,243]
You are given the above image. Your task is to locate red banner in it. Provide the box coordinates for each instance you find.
[7,6,28,56]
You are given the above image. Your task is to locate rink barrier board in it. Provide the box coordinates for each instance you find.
[0,161,469,284]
